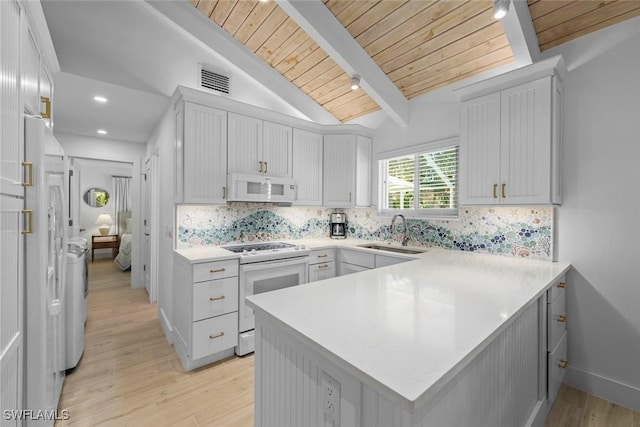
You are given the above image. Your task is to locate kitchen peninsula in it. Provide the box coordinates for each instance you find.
[247,248,571,427]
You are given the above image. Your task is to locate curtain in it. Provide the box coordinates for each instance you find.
[112,176,131,234]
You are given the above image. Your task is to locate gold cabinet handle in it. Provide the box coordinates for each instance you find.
[493,184,498,199]
[22,162,33,187]
[558,359,568,369]
[209,332,225,340]
[210,268,226,273]
[349,192,352,203]
[317,254,328,258]
[264,161,268,173]
[209,295,225,302]
[259,161,264,173]
[502,183,506,198]
[21,209,33,234]
[557,282,566,289]
[318,264,329,269]
[556,314,567,323]
[41,96,51,119]
[222,186,226,199]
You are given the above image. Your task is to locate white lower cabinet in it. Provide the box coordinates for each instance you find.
[375,254,409,268]
[547,277,568,402]
[308,249,336,282]
[173,255,239,371]
[338,249,374,276]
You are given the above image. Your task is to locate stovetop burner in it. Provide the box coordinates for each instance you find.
[223,242,296,253]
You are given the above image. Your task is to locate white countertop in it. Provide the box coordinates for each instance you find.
[245,247,571,410]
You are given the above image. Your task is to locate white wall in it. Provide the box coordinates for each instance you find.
[57,131,146,288]
[557,34,640,410]
[145,106,175,339]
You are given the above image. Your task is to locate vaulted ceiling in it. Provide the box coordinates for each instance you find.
[189,0,640,124]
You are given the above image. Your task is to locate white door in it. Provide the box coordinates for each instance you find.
[262,121,292,178]
[323,134,356,207]
[292,128,323,206]
[0,195,24,425]
[227,112,262,175]
[142,159,151,295]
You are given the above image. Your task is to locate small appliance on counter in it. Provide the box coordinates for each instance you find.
[330,213,347,239]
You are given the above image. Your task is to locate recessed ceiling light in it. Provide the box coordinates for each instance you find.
[97,129,108,135]
[351,75,361,91]
[493,0,510,19]
[93,95,108,103]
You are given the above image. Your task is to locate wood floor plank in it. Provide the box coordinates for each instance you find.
[56,260,636,426]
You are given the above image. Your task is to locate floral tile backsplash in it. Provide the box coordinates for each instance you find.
[176,204,554,261]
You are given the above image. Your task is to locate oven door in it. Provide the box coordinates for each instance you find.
[239,256,309,333]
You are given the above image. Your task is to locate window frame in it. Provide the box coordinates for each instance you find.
[377,137,459,219]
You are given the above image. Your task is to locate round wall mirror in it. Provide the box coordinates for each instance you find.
[83,188,110,207]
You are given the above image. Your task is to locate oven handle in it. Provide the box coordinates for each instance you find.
[240,255,309,272]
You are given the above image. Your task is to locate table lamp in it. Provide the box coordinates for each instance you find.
[95,213,114,236]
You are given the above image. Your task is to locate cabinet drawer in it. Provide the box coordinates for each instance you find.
[339,249,375,269]
[193,259,239,283]
[192,312,238,359]
[309,261,335,282]
[548,330,568,402]
[193,277,239,321]
[548,288,567,351]
[339,262,371,276]
[548,276,567,303]
[309,248,335,264]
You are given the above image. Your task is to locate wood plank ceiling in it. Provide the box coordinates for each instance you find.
[190,0,640,123]
[528,0,640,51]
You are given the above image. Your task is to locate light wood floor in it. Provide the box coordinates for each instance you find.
[57,260,640,426]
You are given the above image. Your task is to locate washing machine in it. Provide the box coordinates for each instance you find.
[65,238,88,370]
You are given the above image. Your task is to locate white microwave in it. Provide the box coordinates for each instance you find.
[227,173,296,204]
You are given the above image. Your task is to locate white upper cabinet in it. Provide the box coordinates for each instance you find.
[323,134,371,207]
[262,121,293,178]
[175,102,228,204]
[1,0,23,197]
[292,128,323,206]
[459,76,562,205]
[228,113,293,178]
[22,19,53,127]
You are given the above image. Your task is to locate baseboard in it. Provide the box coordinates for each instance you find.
[565,365,640,412]
[159,308,173,345]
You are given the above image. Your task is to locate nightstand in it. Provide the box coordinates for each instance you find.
[91,235,120,262]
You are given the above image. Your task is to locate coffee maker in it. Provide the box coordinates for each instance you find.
[330,213,347,239]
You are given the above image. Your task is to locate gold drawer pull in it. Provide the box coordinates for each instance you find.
[259,161,264,173]
[317,254,328,258]
[557,282,566,289]
[41,96,51,119]
[556,314,567,323]
[210,268,226,273]
[209,295,225,302]
[493,184,498,199]
[22,162,33,187]
[318,264,329,269]
[264,161,268,173]
[209,332,225,340]
[222,186,226,199]
[21,209,33,234]
[558,359,568,369]
[501,183,506,198]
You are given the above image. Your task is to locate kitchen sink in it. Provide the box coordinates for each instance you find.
[356,244,427,255]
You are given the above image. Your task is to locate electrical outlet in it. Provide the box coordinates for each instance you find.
[321,371,341,426]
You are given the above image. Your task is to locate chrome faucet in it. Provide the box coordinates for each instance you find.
[390,214,410,246]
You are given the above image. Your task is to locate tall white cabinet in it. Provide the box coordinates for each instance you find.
[323,134,371,207]
[175,102,228,204]
[459,75,562,205]
[1,1,25,420]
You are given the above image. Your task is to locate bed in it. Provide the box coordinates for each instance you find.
[114,211,132,271]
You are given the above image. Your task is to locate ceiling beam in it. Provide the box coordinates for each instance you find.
[277,0,409,128]
[144,0,339,125]
[500,0,541,66]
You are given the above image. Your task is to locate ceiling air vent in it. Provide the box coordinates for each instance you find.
[200,67,230,94]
